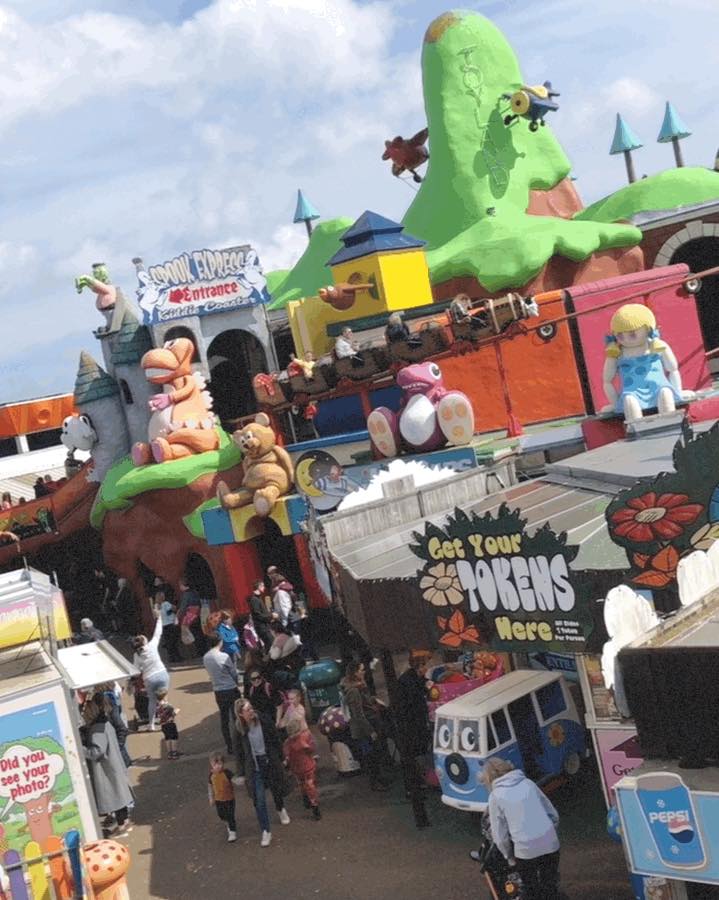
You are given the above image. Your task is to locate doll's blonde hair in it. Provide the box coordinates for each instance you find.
[605,304,666,358]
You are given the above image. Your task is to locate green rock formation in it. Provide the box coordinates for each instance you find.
[576,168,719,224]
[267,217,354,309]
[402,10,641,289]
[266,269,291,296]
[90,427,242,531]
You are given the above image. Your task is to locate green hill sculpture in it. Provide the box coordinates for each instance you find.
[267,217,354,309]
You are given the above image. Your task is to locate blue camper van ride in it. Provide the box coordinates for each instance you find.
[434,669,585,812]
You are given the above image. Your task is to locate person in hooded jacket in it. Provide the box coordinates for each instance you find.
[473,757,561,900]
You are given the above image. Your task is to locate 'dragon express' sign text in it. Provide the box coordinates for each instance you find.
[411,505,593,652]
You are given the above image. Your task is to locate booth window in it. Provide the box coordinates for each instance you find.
[119,379,133,405]
[491,709,512,746]
[485,720,497,752]
[27,428,63,451]
[0,437,16,458]
[536,682,567,722]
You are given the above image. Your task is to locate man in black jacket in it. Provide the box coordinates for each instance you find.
[396,652,432,802]
[248,581,275,651]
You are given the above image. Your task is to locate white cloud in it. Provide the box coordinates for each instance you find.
[256,224,312,272]
[2,0,719,403]
[601,78,660,119]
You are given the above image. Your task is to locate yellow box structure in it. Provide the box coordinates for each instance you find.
[288,211,434,358]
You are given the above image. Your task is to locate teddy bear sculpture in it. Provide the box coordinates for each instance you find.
[216,413,294,517]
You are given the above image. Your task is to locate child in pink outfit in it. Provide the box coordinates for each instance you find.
[283,719,321,819]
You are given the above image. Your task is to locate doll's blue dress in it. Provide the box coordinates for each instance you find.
[614,352,682,413]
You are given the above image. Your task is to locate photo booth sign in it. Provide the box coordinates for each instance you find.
[410,505,594,653]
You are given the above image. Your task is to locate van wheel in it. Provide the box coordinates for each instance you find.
[563,752,581,776]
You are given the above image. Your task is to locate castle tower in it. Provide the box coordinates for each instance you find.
[110,309,158,446]
[74,352,129,482]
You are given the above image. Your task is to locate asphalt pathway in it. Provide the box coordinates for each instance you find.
[121,661,634,900]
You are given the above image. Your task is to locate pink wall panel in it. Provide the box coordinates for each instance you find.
[569,265,710,413]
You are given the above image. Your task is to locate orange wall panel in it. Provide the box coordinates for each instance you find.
[440,294,585,433]
[0,395,76,440]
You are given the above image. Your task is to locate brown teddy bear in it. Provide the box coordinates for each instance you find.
[216,413,294,517]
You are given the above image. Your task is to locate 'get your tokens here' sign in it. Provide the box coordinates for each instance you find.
[410,505,593,653]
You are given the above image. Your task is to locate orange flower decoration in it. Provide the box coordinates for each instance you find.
[437,610,481,648]
[632,545,679,588]
[611,492,702,543]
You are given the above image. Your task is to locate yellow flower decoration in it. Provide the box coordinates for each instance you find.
[691,522,719,552]
[420,562,464,607]
[547,723,565,747]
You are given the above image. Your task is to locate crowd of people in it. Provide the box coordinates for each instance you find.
[69,562,565,895]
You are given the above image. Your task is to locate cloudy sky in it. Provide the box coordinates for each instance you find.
[1,0,717,403]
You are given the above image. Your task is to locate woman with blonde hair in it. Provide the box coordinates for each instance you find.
[232,699,290,847]
[474,757,561,900]
[601,303,690,422]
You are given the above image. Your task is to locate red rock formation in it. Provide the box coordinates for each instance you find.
[101,463,245,631]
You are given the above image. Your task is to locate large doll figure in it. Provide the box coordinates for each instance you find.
[602,304,693,422]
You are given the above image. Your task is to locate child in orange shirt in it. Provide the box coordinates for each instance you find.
[208,752,237,842]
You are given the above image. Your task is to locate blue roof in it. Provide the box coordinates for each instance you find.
[328,210,425,266]
[293,189,320,224]
[657,101,691,143]
[610,114,643,155]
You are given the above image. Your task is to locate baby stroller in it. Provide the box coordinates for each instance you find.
[475,812,524,899]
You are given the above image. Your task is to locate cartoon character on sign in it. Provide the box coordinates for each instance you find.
[132,337,219,465]
[0,744,66,848]
[367,361,474,458]
[294,450,362,512]
[133,257,162,323]
[235,249,267,301]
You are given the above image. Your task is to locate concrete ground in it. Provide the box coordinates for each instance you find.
[121,660,634,900]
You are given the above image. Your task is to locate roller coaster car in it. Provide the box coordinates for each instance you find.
[333,345,390,382]
[288,370,330,397]
[253,373,291,407]
[502,81,559,132]
[450,294,539,343]
[388,323,450,363]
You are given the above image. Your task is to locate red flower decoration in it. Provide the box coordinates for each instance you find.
[437,610,481,648]
[610,492,702,543]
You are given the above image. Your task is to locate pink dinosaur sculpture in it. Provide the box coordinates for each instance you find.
[367,361,474,458]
